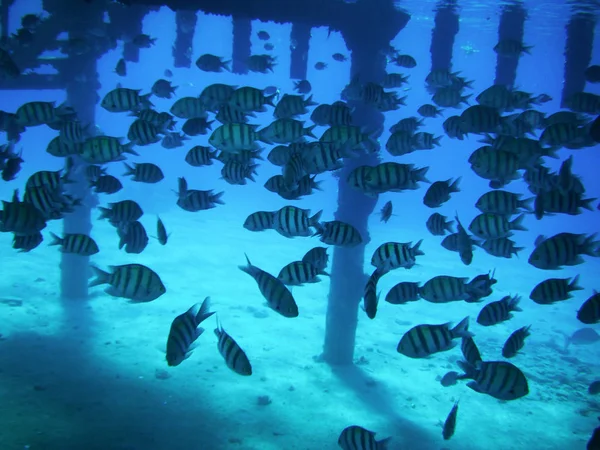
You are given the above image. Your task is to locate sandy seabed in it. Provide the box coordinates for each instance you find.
[0,204,599,450]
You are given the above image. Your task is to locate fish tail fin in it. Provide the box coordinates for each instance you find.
[456,359,476,379]
[88,266,110,287]
[196,296,215,323]
[519,196,535,212]
[510,213,527,231]
[449,176,461,193]
[49,232,62,246]
[569,274,583,292]
[122,162,135,176]
[452,316,473,338]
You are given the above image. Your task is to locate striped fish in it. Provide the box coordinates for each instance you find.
[577,291,600,325]
[419,275,470,303]
[363,268,383,319]
[91,175,123,194]
[423,178,461,208]
[371,240,424,272]
[170,97,208,119]
[468,213,527,239]
[530,275,582,305]
[476,190,534,215]
[123,162,164,183]
[13,232,43,252]
[101,88,152,113]
[209,123,263,153]
[385,281,421,304]
[228,86,276,112]
[49,232,99,256]
[98,199,143,224]
[0,196,47,235]
[166,297,215,366]
[117,221,149,254]
[243,211,275,232]
[426,212,454,236]
[127,119,162,146]
[456,360,529,400]
[272,206,322,238]
[397,316,472,358]
[301,246,329,271]
[534,188,595,220]
[221,161,257,185]
[80,136,138,164]
[176,177,224,212]
[502,325,531,358]
[89,263,166,302]
[337,425,391,450]
[214,319,252,376]
[314,220,363,247]
[185,146,217,166]
[238,254,298,318]
[481,238,524,259]
[277,261,328,286]
[528,232,600,270]
[461,336,483,366]
[199,83,236,111]
[476,295,522,326]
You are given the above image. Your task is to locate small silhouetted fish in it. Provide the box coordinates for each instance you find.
[441,371,459,387]
[156,216,169,245]
[380,200,392,223]
[315,62,327,70]
[588,380,600,395]
[257,30,270,40]
[294,80,311,94]
[443,400,459,440]
[263,85,279,96]
[164,69,173,78]
[115,58,126,76]
[585,65,600,83]
[565,328,600,350]
[264,43,274,51]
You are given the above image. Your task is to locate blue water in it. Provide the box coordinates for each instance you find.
[1,1,600,449]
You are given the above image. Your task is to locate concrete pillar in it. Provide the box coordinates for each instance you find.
[561,12,594,107]
[430,0,459,72]
[494,4,526,87]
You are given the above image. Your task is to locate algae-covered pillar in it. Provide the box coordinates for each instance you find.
[50,0,104,300]
[322,1,409,365]
[173,11,198,68]
[561,10,594,106]
[430,0,459,71]
[494,3,527,86]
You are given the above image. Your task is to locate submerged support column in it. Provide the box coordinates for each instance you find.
[561,12,594,107]
[173,11,197,68]
[58,3,103,300]
[322,2,409,366]
[0,0,10,41]
[231,17,251,74]
[430,0,459,72]
[290,22,311,80]
[494,3,526,87]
